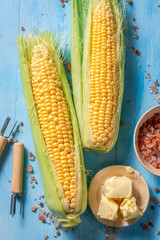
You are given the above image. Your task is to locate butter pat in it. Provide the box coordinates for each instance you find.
[120,197,141,221]
[105,176,132,199]
[97,195,118,221]
[125,166,134,173]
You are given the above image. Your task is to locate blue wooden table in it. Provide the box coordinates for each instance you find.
[0,0,160,239]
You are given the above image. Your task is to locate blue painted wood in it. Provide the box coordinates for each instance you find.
[0,0,160,239]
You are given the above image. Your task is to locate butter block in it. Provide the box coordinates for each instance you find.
[105,176,132,199]
[97,195,118,221]
[125,166,134,173]
[120,196,141,221]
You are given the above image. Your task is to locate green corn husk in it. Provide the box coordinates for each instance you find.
[71,0,124,153]
[17,33,87,227]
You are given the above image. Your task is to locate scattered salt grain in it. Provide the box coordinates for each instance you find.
[31,205,37,212]
[54,219,60,229]
[27,164,33,173]
[62,227,68,232]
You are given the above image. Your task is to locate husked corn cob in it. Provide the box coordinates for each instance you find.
[17,33,87,226]
[30,43,76,209]
[80,0,124,152]
[89,2,118,147]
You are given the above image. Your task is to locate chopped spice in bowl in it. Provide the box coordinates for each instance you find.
[134,105,160,176]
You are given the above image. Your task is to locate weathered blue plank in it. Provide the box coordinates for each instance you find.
[0,0,160,239]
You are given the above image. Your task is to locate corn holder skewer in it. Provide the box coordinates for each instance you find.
[10,143,24,215]
[0,117,17,156]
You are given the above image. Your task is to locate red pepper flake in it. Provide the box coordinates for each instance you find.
[135,49,141,56]
[151,205,155,210]
[38,216,46,223]
[20,121,23,126]
[154,79,159,86]
[44,235,49,240]
[21,26,25,31]
[56,231,60,236]
[133,17,136,21]
[9,139,13,144]
[8,179,11,183]
[142,224,149,230]
[153,197,159,203]
[131,47,141,56]
[40,202,44,207]
[134,34,139,40]
[132,26,139,30]
[120,120,125,127]
[113,228,118,233]
[31,205,37,212]
[154,188,159,192]
[151,85,158,94]
[149,222,154,227]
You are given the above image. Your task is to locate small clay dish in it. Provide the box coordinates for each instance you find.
[88,165,149,227]
[134,105,160,176]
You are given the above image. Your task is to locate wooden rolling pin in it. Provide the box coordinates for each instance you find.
[0,136,8,156]
[11,143,24,194]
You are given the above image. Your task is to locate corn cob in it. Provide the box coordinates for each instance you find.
[17,33,87,226]
[72,0,124,152]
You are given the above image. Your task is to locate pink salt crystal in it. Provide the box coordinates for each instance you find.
[28,164,33,173]
[38,209,42,215]
[54,219,59,228]
[31,205,37,212]
[152,156,157,161]
[151,162,158,168]
[146,143,156,148]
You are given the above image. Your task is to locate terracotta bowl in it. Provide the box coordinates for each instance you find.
[134,105,160,176]
[88,165,149,227]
